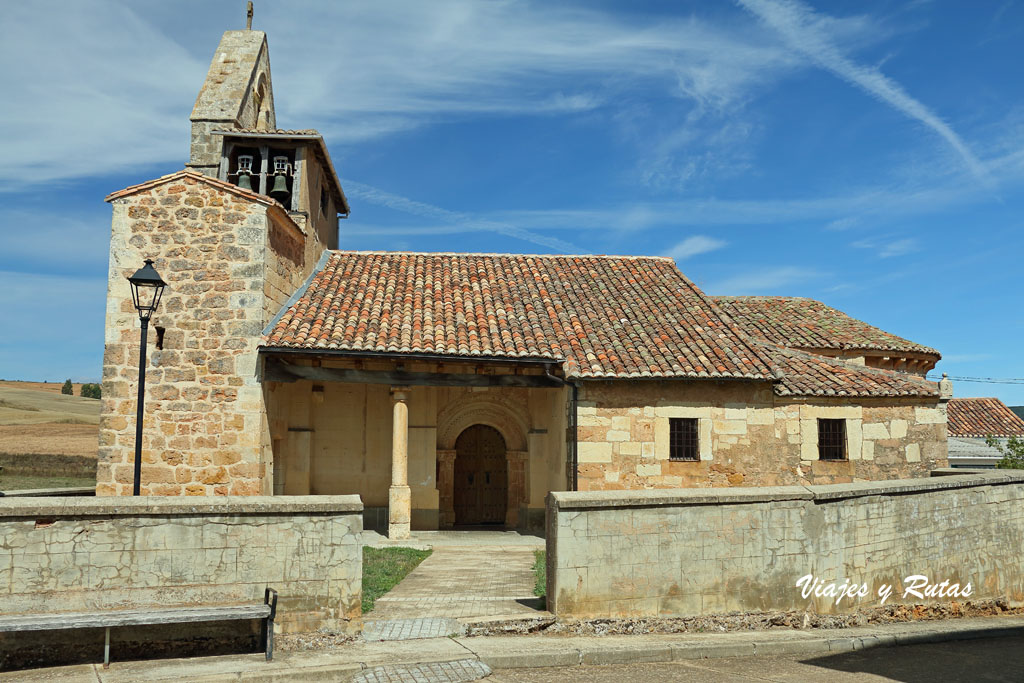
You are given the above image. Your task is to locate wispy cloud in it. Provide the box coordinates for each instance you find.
[737,0,987,180]
[879,238,919,258]
[704,266,820,295]
[0,210,111,275]
[1,1,802,186]
[664,235,728,261]
[825,217,858,231]
[489,128,1024,234]
[343,181,583,253]
[852,236,920,258]
[0,1,203,187]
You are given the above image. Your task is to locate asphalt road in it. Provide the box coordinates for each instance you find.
[487,634,1024,682]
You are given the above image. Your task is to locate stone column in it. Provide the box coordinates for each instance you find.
[436,449,457,528]
[389,388,411,539]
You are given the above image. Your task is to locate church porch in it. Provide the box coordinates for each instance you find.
[261,352,570,538]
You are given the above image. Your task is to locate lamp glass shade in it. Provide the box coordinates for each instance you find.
[127,259,167,321]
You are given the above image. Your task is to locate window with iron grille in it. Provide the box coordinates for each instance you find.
[669,417,699,461]
[818,418,847,460]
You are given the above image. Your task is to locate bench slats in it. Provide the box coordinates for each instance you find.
[0,605,271,632]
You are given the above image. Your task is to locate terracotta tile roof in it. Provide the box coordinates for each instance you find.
[948,397,1024,437]
[763,342,940,398]
[264,251,777,380]
[105,169,285,208]
[714,296,939,357]
[220,128,321,136]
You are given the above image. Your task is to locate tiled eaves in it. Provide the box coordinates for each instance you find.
[226,128,321,136]
[764,342,940,398]
[715,295,940,358]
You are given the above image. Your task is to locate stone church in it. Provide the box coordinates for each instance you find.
[97,28,951,536]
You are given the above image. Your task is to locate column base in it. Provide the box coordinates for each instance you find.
[388,485,411,539]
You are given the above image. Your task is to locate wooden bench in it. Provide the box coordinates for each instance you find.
[0,588,278,668]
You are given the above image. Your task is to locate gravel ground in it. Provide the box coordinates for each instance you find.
[276,630,358,652]
[274,600,1023,650]
[467,599,1024,638]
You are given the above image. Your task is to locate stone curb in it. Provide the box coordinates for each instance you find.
[9,616,1024,682]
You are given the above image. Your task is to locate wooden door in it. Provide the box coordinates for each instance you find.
[453,425,508,525]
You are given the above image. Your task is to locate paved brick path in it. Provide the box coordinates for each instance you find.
[362,617,465,642]
[363,531,547,631]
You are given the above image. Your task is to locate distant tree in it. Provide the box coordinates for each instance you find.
[80,383,102,400]
[61,379,73,395]
[986,435,1024,470]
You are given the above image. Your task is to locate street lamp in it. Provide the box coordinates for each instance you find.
[127,259,166,496]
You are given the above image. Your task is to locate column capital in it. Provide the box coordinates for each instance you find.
[390,386,411,401]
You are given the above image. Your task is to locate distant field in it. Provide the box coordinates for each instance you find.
[0,380,89,395]
[0,385,100,426]
[0,423,99,458]
[0,382,100,488]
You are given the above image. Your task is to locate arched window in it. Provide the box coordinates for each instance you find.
[253,74,269,128]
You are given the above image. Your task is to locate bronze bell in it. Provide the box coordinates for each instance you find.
[270,174,289,203]
[237,172,253,191]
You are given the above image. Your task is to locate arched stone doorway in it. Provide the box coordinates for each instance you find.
[453,425,508,525]
[436,395,530,529]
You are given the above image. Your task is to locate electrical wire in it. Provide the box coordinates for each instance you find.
[925,374,1024,385]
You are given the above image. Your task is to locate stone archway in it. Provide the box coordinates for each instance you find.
[436,395,529,528]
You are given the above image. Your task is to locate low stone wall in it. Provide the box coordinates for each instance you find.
[547,471,1024,618]
[0,495,362,633]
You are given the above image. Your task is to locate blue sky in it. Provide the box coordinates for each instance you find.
[1,0,1022,404]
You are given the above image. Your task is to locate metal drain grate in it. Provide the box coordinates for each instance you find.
[352,658,492,683]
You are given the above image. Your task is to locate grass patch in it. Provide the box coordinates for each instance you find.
[0,474,95,491]
[362,547,431,614]
[533,549,546,598]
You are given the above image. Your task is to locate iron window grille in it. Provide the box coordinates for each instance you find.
[818,418,847,460]
[669,417,699,461]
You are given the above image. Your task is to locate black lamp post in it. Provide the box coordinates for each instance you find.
[127,259,166,496]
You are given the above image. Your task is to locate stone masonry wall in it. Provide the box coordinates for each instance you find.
[99,176,274,496]
[547,471,1024,618]
[0,495,363,632]
[575,381,946,490]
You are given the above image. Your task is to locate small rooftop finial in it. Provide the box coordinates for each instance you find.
[939,372,953,401]
[246,1,253,30]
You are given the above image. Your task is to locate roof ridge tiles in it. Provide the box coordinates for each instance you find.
[326,249,677,261]
[104,168,287,209]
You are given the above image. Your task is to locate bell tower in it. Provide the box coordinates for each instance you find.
[184,20,348,247]
[188,28,276,177]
